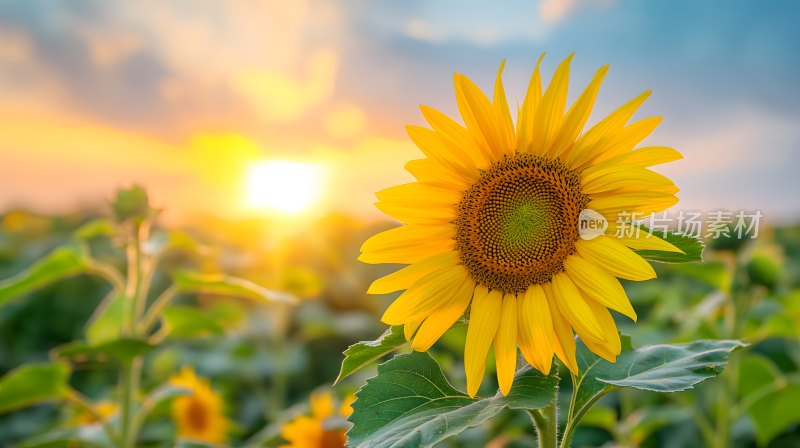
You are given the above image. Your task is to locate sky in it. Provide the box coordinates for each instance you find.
[1,0,799,224]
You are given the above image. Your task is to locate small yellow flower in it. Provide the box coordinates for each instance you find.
[360,54,683,397]
[169,366,229,445]
[281,391,354,448]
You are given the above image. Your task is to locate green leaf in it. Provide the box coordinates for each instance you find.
[749,384,800,446]
[0,245,90,306]
[172,271,296,303]
[635,227,704,263]
[86,293,126,345]
[573,338,743,425]
[74,219,116,240]
[347,352,558,448]
[20,427,111,448]
[162,305,225,339]
[335,325,407,384]
[667,261,731,291]
[55,338,154,364]
[0,363,71,414]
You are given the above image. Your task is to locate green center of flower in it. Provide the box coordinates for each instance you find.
[455,153,588,294]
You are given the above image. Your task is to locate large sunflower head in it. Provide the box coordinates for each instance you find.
[360,54,682,397]
[169,366,229,444]
[280,391,354,448]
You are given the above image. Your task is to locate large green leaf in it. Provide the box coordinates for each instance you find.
[86,292,126,345]
[73,219,116,240]
[635,227,704,263]
[572,338,744,422]
[347,352,558,448]
[335,325,407,384]
[0,363,71,414]
[162,305,225,339]
[0,245,90,306]
[172,271,296,303]
[749,384,800,446]
[55,338,154,364]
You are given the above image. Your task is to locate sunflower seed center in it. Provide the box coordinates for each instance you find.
[455,153,588,294]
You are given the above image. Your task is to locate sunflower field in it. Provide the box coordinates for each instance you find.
[2,1,800,448]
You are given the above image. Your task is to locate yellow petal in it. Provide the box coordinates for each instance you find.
[494,294,518,396]
[552,64,608,158]
[589,191,679,216]
[492,60,516,156]
[359,224,455,264]
[405,125,480,180]
[565,91,651,170]
[581,166,675,195]
[532,53,573,156]
[517,284,554,375]
[593,116,663,164]
[576,236,656,281]
[614,231,683,254]
[375,182,461,224]
[381,265,469,325]
[412,280,474,351]
[580,298,621,362]
[367,251,461,295]
[587,146,683,171]
[517,53,545,152]
[420,105,490,169]
[404,319,424,341]
[405,158,471,190]
[456,73,509,158]
[544,283,578,375]
[551,273,607,343]
[465,285,502,397]
[310,391,335,419]
[564,255,637,322]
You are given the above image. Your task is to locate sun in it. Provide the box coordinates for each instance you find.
[246,160,323,214]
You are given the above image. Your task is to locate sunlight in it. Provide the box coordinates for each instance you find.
[245,160,323,214]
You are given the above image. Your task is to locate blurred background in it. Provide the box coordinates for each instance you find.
[1,0,800,447]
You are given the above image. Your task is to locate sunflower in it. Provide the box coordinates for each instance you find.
[281,391,354,448]
[169,366,229,444]
[360,54,682,397]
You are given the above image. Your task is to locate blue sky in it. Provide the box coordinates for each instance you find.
[1,0,798,222]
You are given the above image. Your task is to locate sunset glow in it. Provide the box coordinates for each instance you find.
[245,160,323,214]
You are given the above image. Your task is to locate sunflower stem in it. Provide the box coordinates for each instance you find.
[120,221,148,448]
[529,397,558,448]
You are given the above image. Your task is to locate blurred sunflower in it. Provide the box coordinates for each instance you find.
[281,391,354,448]
[169,366,229,444]
[360,54,682,397]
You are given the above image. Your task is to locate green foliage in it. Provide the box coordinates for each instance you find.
[172,271,296,303]
[55,338,154,364]
[0,363,70,414]
[111,186,151,223]
[347,351,558,448]
[335,325,407,384]
[572,338,744,417]
[74,219,116,240]
[86,293,126,345]
[162,305,225,338]
[635,228,704,263]
[0,245,89,306]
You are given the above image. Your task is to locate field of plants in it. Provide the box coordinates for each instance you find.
[0,187,798,447]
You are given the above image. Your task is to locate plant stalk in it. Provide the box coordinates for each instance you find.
[529,398,558,448]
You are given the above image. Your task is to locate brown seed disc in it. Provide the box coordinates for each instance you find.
[455,153,588,294]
